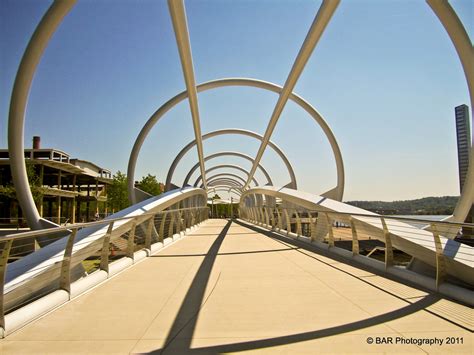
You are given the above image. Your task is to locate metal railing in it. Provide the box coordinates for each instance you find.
[240,204,474,290]
[0,205,209,335]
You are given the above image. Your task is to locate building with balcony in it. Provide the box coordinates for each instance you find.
[0,137,112,226]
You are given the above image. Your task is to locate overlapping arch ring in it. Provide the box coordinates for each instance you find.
[208,186,243,196]
[9,1,473,230]
[194,164,259,188]
[207,180,243,190]
[206,178,244,190]
[206,175,245,187]
[163,128,296,196]
[127,78,345,204]
[203,173,249,188]
[183,151,273,186]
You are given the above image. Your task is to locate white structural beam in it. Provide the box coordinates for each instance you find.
[168,0,207,189]
[243,0,340,189]
[8,0,76,230]
[426,0,474,223]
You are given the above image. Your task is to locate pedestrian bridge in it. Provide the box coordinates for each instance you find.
[1,219,472,354]
[2,0,474,353]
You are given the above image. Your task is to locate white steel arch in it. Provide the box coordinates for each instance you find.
[183,151,273,187]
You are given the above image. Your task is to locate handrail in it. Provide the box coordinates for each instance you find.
[1,202,209,337]
[1,206,205,241]
[252,206,474,229]
[240,187,474,289]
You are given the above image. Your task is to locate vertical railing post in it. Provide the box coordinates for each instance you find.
[431,223,446,290]
[190,210,196,226]
[264,207,270,228]
[325,213,334,247]
[349,217,359,256]
[381,217,394,269]
[168,212,175,237]
[175,211,181,233]
[59,228,78,298]
[270,208,276,230]
[100,222,114,275]
[145,216,154,250]
[283,208,291,236]
[295,210,302,237]
[160,212,168,240]
[276,208,282,231]
[127,221,137,258]
[0,239,13,336]
[184,209,190,228]
[310,212,318,242]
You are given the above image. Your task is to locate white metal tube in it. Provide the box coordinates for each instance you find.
[244,0,340,189]
[168,0,207,189]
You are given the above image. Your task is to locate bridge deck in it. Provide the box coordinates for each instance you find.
[1,219,471,354]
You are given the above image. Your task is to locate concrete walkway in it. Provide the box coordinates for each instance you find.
[1,219,472,354]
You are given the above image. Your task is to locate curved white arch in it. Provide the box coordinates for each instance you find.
[127,78,345,203]
[204,173,248,187]
[164,129,296,196]
[194,164,258,187]
[183,151,273,186]
[427,0,474,223]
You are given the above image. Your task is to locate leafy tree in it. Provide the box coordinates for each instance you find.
[108,171,129,211]
[0,161,44,204]
[137,174,162,196]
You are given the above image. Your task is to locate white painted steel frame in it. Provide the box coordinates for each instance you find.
[7,0,76,230]
[194,164,258,187]
[164,128,297,194]
[183,151,273,186]
[168,0,207,189]
[7,0,472,230]
[243,0,340,189]
[127,78,344,203]
[427,0,474,223]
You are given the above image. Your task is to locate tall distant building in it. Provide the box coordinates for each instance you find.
[455,104,471,193]
[454,104,473,227]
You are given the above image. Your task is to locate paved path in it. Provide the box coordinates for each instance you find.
[1,219,472,354]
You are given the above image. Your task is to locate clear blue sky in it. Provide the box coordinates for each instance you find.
[1,0,472,201]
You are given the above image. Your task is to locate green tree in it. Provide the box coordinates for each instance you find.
[137,174,162,196]
[0,161,44,203]
[108,171,129,211]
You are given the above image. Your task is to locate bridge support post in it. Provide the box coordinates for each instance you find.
[276,208,282,231]
[270,208,276,230]
[295,210,302,237]
[168,212,175,238]
[59,228,78,298]
[381,218,394,269]
[0,239,13,337]
[160,212,168,239]
[431,224,447,289]
[127,221,137,258]
[145,216,155,250]
[350,217,359,256]
[325,213,335,247]
[284,209,291,236]
[309,213,318,242]
[264,207,270,228]
[100,222,115,275]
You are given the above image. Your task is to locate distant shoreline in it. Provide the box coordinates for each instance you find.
[345,196,458,216]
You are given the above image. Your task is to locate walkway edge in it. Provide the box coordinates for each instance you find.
[236,219,474,306]
[1,221,209,338]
